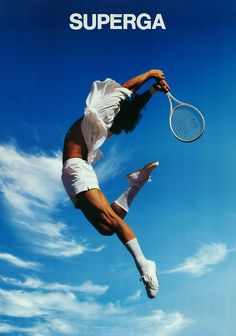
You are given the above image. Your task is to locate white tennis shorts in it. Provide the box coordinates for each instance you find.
[61,158,100,207]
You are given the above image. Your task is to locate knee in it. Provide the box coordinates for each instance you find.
[97,211,122,236]
[98,226,115,236]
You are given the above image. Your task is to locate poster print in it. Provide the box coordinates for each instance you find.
[0,1,235,335]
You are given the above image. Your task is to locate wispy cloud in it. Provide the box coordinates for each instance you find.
[95,144,130,184]
[133,310,192,336]
[16,219,105,257]
[0,286,191,336]
[0,275,108,295]
[0,143,103,257]
[0,323,26,334]
[0,319,75,335]
[163,243,230,277]
[126,289,142,302]
[0,143,62,218]
[0,287,125,319]
[0,252,39,269]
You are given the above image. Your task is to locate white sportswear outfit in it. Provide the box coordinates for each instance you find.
[62,79,159,299]
[61,78,132,206]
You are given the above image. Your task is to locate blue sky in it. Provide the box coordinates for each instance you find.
[0,0,236,335]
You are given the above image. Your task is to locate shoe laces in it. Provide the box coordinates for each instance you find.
[140,273,155,289]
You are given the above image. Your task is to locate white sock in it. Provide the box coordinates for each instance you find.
[125,237,149,274]
[114,163,157,213]
[114,181,147,213]
[114,188,132,213]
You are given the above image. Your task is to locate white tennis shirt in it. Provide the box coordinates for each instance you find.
[81,78,133,164]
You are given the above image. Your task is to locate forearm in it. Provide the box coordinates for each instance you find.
[131,82,170,111]
[122,69,167,93]
[122,71,152,92]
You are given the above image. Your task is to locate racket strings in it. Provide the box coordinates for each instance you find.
[170,105,204,141]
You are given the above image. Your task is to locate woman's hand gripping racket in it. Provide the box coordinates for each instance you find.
[151,80,205,142]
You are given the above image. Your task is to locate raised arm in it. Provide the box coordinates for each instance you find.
[123,69,170,111]
[110,70,170,135]
[122,69,169,93]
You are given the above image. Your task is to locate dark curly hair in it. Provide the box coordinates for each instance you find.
[110,93,144,135]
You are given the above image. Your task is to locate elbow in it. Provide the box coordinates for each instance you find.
[122,83,135,92]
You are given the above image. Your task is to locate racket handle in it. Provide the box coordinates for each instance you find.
[162,88,169,94]
[153,78,169,94]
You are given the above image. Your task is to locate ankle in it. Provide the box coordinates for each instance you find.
[135,256,148,273]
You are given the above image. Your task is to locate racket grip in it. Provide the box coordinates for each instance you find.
[149,85,169,95]
[153,78,169,94]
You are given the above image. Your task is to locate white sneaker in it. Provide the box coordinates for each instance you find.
[140,260,159,299]
[127,161,159,185]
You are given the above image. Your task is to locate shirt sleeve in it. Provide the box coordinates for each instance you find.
[81,78,133,164]
[85,78,133,129]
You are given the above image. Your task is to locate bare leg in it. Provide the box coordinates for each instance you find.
[76,188,159,299]
[76,189,134,243]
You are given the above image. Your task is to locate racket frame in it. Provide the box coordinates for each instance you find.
[166,92,205,142]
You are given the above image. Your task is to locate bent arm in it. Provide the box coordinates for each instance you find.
[122,69,167,93]
[123,80,170,112]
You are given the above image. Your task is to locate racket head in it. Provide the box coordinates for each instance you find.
[169,103,205,142]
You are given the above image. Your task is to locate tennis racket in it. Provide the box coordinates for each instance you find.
[166,91,205,142]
